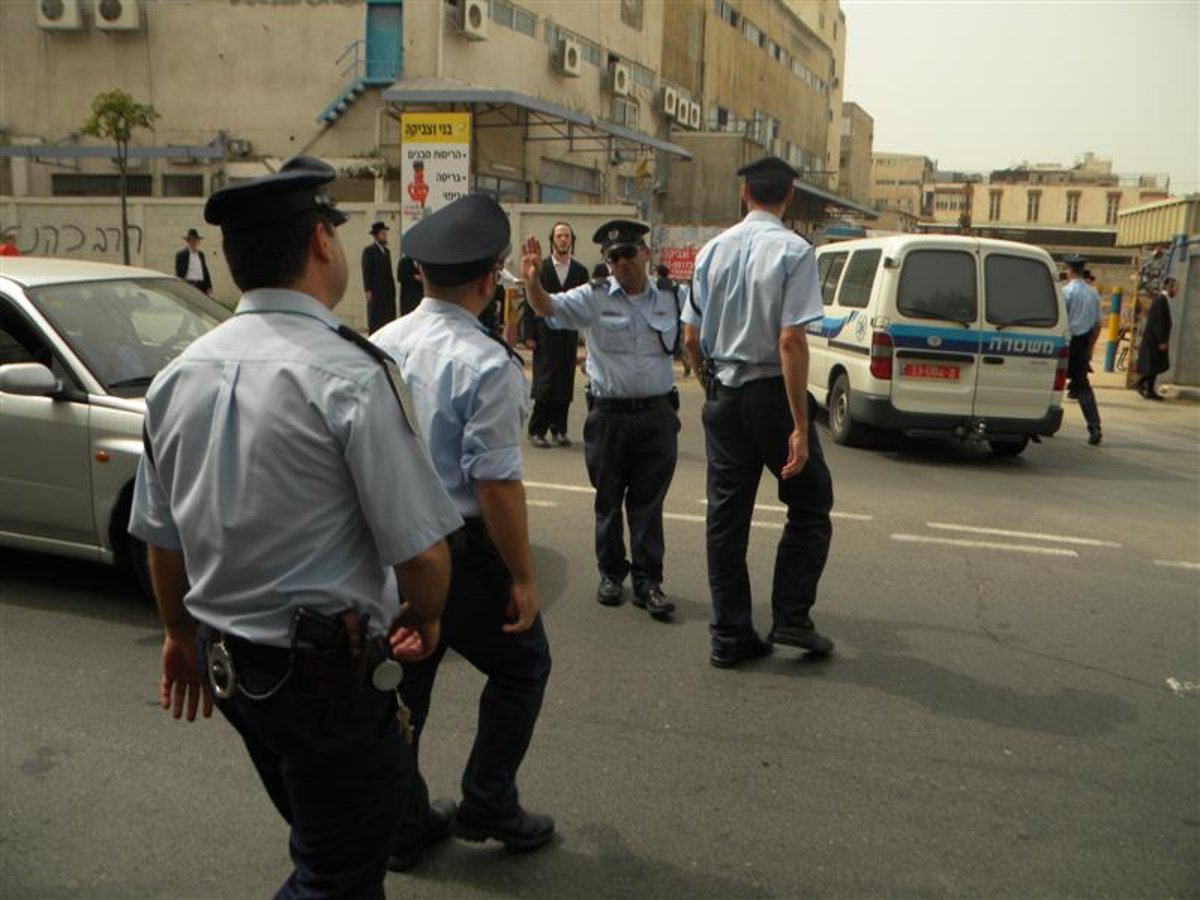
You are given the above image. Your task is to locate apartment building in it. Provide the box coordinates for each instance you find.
[838,101,873,207]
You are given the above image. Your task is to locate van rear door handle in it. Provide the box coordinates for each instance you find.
[983,356,1005,364]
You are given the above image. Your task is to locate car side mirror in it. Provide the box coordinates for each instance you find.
[0,362,63,398]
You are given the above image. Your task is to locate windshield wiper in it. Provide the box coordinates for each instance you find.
[902,307,972,328]
[107,375,157,389]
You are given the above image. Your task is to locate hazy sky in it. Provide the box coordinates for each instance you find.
[841,0,1200,193]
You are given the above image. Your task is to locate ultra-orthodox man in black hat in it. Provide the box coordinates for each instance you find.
[371,193,556,858]
[521,217,682,622]
[175,225,212,295]
[362,219,397,332]
[129,155,462,896]
[682,154,837,668]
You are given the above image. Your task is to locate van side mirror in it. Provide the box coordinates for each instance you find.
[883,256,899,269]
[0,362,63,398]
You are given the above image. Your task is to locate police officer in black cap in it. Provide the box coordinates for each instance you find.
[682,155,835,668]
[129,156,463,899]
[372,194,555,861]
[521,220,679,621]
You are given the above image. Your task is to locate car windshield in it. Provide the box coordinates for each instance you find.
[25,278,229,397]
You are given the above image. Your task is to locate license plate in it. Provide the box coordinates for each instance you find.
[903,363,960,380]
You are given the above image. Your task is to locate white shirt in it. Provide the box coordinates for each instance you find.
[185,249,204,282]
[553,257,571,288]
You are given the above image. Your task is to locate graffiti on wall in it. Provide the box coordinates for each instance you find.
[0,223,144,257]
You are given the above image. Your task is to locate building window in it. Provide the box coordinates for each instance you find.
[611,96,639,129]
[616,174,639,201]
[1105,193,1121,225]
[52,173,153,197]
[543,22,600,64]
[162,174,204,197]
[714,0,739,28]
[988,190,1002,221]
[743,19,760,46]
[1066,191,1081,224]
[1026,190,1041,223]
[620,0,643,29]
[474,173,529,203]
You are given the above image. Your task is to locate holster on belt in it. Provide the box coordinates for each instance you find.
[699,359,718,400]
[584,385,595,412]
[289,608,391,699]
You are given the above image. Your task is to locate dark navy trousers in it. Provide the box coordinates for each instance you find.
[1067,334,1102,435]
[701,378,833,645]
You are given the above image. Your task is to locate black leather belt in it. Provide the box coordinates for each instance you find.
[200,625,292,674]
[592,392,674,412]
[717,375,784,395]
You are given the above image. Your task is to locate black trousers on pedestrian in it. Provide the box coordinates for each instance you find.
[198,632,412,900]
[582,402,679,593]
[1067,334,1102,435]
[395,522,551,835]
[528,398,570,438]
[367,296,397,335]
[701,378,833,645]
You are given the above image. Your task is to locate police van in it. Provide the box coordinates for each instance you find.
[807,235,1067,457]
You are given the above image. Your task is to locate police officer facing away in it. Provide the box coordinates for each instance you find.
[683,156,835,668]
[522,220,679,621]
[1061,255,1103,444]
[371,194,555,860]
[129,157,464,899]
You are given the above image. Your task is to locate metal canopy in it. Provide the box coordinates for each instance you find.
[789,178,878,219]
[0,144,224,161]
[382,77,692,161]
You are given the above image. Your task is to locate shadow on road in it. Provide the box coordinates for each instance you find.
[0,547,153,629]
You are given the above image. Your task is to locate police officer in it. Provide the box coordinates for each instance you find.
[371,194,555,860]
[682,156,835,668]
[521,220,679,621]
[129,156,464,900]
[1062,255,1103,444]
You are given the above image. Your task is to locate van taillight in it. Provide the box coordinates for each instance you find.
[870,331,893,380]
[1053,343,1069,392]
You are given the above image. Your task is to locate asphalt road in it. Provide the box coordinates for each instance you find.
[2,376,1197,900]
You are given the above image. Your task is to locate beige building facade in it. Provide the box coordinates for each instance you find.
[869,152,934,220]
[838,100,872,207]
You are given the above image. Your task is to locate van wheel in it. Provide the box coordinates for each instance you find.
[829,374,866,446]
[988,437,1029,458]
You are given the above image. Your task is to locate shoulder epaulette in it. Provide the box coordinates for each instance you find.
[590,277,610,289]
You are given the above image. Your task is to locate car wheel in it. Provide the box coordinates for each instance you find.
[112,490,153,601]
[829,373,866,446]
[988,437,1029,458]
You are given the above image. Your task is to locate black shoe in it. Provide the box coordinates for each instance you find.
[528,434,550,449]
[710,632,773,668]
[551,432,572,447]
[454,805,555,851]
[1087,430,1102,446]
[768,624,835,656]
[597,576,624,606]
[1145,392,1164,402]
[632,585,674,620]
[388,797,458,871]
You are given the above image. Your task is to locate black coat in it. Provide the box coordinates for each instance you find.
[361,242,396,332]
[532,257,588,403]
[174,247,211,293]
[396,255,424,317]
[1136,290,1172,376]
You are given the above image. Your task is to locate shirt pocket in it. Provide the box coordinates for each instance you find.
[595,314,635,354]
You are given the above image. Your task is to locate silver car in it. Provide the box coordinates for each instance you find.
[0,257,230,591]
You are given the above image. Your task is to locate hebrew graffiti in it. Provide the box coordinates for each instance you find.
[0,222,143,258]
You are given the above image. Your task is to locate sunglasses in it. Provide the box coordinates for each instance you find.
[606,245,640,263]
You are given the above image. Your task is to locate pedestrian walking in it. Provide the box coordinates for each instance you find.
[1134,276,1175,400]
[371,194,555,863]
[528,222,588,448]
[129,156,463,899]
[683,155,835,668]
[521,220,679,622]
[1062,255,1103,444]
[362,221,397,333]
[174,228,212,295]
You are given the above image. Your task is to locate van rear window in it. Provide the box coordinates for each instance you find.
[817,252,847,306]
[897,250,977,324]
[837,249,880,308]
[984,255,1059,327]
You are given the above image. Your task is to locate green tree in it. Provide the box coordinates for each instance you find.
[81,90,160,264]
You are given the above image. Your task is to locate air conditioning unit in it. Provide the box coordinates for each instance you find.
[688,102,702,130]
[674,97,690,128]
[555,38,582,78]
[660,86,678,119]
[37,0,83,30]
[607,62,630,97]
[458,0,488,41]
[95,0,142,31]
[226,138,252,159]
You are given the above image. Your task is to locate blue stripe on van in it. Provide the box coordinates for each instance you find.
[807,312,857,339]
[889,324,1064,359]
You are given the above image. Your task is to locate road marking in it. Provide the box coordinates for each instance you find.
[891,534,1079,558]
[525,481,593,494]
[664,513,777,529]
[526,499,559,508]
[926,522,1120,548]
[698,500,874,521]
[1166,677,1199,696]
[1154,559,1200,571]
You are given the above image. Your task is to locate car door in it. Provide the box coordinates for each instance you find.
[0,293,97,554]
[888,245,981,417]
[973,250,1063,420]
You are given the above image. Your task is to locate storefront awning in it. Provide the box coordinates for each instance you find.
[382,76,692,161]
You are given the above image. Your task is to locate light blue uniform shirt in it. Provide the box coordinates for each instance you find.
[543,276,678,399]
[129,288,463,646]
[370,298,528,517]
[685,210,824,387]
[1062,278,1102,337]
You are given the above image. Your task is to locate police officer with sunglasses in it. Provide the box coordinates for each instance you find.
[521,220,679,622]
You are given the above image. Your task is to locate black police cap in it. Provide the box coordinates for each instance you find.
[592,219,650,253]
[1063,254,1087,271]
[736,155,799,182]
[204,156,348,232]
[403,193,511,287]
